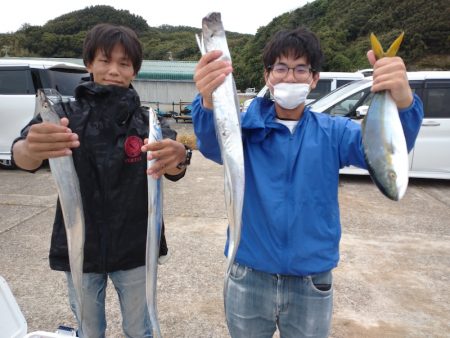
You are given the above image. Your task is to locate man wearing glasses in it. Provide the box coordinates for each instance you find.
[191,28,423,337]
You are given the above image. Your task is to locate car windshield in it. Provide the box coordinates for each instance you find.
[46,68,89,96]
[309,79,372,112]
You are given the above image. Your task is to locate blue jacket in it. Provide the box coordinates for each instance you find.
[192,95,423,276]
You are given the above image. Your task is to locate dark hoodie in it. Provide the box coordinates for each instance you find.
[14,82,183,272]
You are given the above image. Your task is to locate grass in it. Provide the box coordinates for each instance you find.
[177,133,197,150]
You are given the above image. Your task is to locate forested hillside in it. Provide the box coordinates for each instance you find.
[1,0,448,90]
[236,0,449,88]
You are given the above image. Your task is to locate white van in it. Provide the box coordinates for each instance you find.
[0,59,89,168]
[241,71,365,111]
[308,71,450,179]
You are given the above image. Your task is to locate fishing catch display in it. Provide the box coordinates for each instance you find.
[362,32,409,201]
[36,89,85,331]
[146,107,164,338]
[196,12,245,302]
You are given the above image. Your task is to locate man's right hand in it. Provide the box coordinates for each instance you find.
[13,117,80,170]
[193,50,233,110]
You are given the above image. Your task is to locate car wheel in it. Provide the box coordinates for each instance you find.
[0,160,16,170]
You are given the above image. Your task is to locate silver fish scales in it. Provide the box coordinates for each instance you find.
[146,107,163,338]
[196,12,245,298]
[362,90,409,200]
[37,89,85,329]
[362,32,409,201]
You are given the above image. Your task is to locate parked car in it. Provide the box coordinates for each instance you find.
[308,71,450,179]
[0,59,89,169]
[241,71,366,111]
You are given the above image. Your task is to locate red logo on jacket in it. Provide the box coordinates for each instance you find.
[124,136,143,163]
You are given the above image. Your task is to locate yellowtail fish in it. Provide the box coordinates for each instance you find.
[362,32,409,201]
[196,12,245,302]
[36,88,85,330]
[146,107,163,338]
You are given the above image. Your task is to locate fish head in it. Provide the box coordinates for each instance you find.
[389,145,409,200]
[36,88,63,124]
[202,12,224,36]
[201,12,229,60]
[370,164,408,201]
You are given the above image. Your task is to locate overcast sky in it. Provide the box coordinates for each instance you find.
[0,0,311,35]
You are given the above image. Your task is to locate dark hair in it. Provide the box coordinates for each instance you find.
[262,28,323,74]
[83,23,143,74]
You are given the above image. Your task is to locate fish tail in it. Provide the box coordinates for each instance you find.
[370,33,384,60]
[371,32,404,59]
[385,32,404,57]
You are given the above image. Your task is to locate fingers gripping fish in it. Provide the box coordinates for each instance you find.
[362,33,409,201]
[196,12,245,305]
[146,107,163,337]
[37,89,85,330]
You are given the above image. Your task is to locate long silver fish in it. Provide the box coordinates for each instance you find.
[146,107,163,338]
[196,12,245,292]
[362,32,409,201]
[36,88,85,328]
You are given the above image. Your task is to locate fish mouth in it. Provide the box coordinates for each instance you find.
[368,167,407,201]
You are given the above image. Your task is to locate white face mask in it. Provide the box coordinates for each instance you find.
[270,82,310,110]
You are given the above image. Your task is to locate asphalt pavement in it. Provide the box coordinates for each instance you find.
[1,149,449,337]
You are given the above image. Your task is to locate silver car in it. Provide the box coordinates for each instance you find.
[0,59,88,168]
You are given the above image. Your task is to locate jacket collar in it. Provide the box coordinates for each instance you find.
[74,81,141,125]
[242,97,310,142]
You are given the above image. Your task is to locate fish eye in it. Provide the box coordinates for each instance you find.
[388,170,397,180]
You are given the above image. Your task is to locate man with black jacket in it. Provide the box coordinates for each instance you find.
[12,23,191,337]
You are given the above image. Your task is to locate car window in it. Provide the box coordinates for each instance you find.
[40,68,89,96]
[310,79,372,112]
[322,81,421,119]
[423,83,450,118]
[336,79,357,88]
[310,79,332,101]
[328,88,371,117]
[0,69,33,94]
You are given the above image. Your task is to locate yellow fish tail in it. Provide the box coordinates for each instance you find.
[370,33,384,60]
[370,32,405,59]
[385,32,404,57]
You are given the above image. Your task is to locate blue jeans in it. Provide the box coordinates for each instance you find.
[225,263,333,338]
[66,266,152,338]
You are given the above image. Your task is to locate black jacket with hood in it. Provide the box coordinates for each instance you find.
[14,82,184,272]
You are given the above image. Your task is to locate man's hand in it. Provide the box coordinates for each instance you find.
[142,138,186,179]
[12,117,79,170]
[367,50,413,109]
[193,50,233,110]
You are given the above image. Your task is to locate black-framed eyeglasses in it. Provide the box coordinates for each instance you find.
[268,63,314,81]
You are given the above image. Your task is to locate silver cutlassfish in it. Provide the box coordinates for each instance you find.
[146,107,163,338]
[196,12,245,296]
[37,88,85,329]
[362,32,409,201]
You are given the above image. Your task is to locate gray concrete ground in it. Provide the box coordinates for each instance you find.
[1,121,449,337]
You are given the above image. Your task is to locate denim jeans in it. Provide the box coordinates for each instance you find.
[66,266,152,338]
[225,263,333,338]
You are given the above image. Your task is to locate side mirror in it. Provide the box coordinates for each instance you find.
[356,105,369,118]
